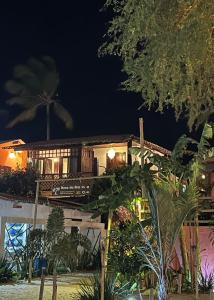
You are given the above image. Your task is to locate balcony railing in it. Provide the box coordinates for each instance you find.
[39,172,94,180]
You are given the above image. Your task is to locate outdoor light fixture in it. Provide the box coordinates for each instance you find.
[201,174,206,180]
[8,152,16,159]
[107,148,116,159]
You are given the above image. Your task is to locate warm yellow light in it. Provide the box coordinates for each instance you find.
[201,174,206,180]
[9,152,16,159]
[107,148,115,159]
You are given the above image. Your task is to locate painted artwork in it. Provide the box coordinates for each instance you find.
[4,223,28,253]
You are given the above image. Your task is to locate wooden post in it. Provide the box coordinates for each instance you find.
[33,181,40,229]
[52,267,57,300]
[178,274,182,294]
[195,211,199,300]
[100,229,106,300]
[39,268,45,300]
[180,226,190,282]
[127,139,132,166]
[104,209,113,273]
[139,117,145,168]
[46,103,50,141]
[28,181,40,284]
[149,273,155,300]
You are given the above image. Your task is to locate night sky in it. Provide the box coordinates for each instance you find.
[0,1,198,150]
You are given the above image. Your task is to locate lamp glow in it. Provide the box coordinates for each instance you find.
[107,148,116,159]
[201,174,206,180]
[9,152,16,159]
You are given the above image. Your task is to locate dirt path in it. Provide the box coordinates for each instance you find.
[0,274,86,300]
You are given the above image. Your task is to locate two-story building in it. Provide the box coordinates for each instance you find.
[11,134,169,178]
[0,134,170,256]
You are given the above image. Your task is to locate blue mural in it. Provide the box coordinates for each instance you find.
[4,223,28,253]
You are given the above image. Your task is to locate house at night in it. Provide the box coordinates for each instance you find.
[0,134,170,256]
[12,134,170,178]
[1,134,214,273]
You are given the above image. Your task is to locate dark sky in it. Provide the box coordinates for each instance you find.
[0,1,198,150]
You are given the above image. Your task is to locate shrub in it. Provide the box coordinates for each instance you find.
[0,167,37,196]
[198,269,214,293]
[72,273,136,300]
[0,257,16,283]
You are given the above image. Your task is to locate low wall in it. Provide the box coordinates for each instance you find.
[0,198,102,255]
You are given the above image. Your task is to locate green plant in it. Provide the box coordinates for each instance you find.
[0,167,37,196]
[73,273,136,300]
[108,221,142,280]
[100,0,214,129]
[50,230,92,272]
[198,269,214,293]
[0,257,16,283]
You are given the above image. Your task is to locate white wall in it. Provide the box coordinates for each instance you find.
[93,145,128,175]
[0,199,93,221]
[0,198,101,254]
[93,143,164,175]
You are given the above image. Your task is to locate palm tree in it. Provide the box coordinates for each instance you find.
[138,174,199,300]
[5,56,73,140]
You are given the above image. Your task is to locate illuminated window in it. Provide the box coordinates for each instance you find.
[38,160,44,175]
[29,148,71,158]
[62,158,68,174]
[106,152,126,170]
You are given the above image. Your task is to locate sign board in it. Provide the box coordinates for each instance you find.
[52,180,93,197]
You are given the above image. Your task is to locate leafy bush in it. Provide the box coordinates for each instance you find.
[108,222,142,280]
[198,269,214,293]
[0,167,37,196]
[0,257,16,283]
[72,273,135,300]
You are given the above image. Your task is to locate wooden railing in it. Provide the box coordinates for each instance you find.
[0,165,12,174]
[39,172,94,180]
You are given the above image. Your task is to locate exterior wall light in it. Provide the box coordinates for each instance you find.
[201,174,206,180]
[9,152,16,159]
[107,148,116,160]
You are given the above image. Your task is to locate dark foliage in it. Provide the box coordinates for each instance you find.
[109,221,142,279]
[198,269,214,293]
[73,273,136,300]
[0,257,16,283]
[0,167,37,196]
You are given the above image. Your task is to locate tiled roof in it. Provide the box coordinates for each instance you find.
[8,134,171,155]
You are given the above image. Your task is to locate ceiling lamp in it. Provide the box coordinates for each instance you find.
[107,148,116,159]
[9,152,16,159]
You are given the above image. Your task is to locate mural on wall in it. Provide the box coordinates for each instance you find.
[4,223,30,253]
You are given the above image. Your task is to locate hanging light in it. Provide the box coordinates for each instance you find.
[107,148,115,159]
[9,152,16,159]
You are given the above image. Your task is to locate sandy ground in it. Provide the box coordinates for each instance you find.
[1,275,214,300]
[0,274,85,300]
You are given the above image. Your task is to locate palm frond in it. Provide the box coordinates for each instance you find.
[6,106,39,128]
[6,96,38,108]
[53,102,73,129]
[5,80,24,95]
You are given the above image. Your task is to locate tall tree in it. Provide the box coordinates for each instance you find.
[5,56,73,140]
[100,0,214,129]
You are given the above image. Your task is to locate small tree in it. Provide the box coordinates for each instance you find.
[85,124,213,299]
[46,207,65,300]
[100,0,214,129]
